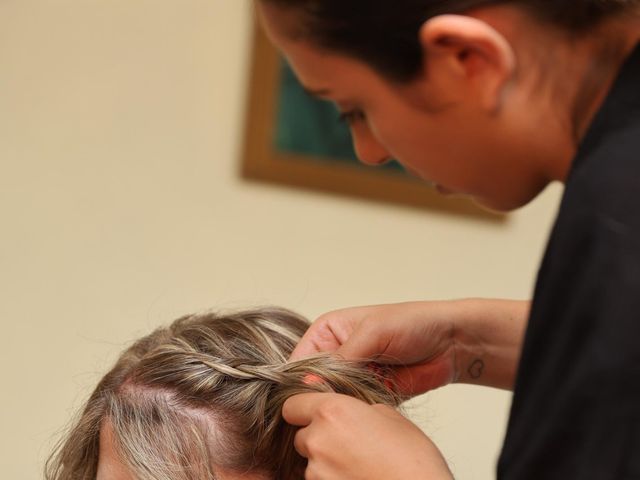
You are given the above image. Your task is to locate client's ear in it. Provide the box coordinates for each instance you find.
[417,14,516,112]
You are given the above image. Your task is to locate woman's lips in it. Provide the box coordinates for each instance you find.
[435,184,455,195]
[402,166,457,196]
[405,166,423,178]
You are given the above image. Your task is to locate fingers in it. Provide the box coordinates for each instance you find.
[285,394,441,480]
[289,309,366,361]
[370,402,400,420]
[283,392,365,428]
[335,334,376,361]
[288,339,321,362]
[334,320,385,361]
[284,393,365,465]
[289,320,345,361]
[293,425,311,458]
[290,308,393,366]
[282,392,332,427]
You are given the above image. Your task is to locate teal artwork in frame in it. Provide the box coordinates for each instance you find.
[274,61,356,161]
[273,61,403,173]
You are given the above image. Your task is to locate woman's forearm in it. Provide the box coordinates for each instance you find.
[451,298,530,391]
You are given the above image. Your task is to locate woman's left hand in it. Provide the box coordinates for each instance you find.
[282,393,454,480]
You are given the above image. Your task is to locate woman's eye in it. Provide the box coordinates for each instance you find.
[338,109,366,125]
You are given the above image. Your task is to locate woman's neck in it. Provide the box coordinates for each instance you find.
[470,5,639,182]
[571,15,640,142]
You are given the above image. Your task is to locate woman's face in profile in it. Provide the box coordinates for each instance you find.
[256,2,565,212]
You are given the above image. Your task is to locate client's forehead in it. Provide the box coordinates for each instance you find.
[96,420,271,480]
[96,422,135,480]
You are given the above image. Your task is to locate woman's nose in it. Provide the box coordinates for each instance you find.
[351,126,392,166]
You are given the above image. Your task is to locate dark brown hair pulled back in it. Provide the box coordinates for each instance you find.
[262,0,638,81]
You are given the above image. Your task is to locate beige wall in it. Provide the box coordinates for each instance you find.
[0,1,563,478]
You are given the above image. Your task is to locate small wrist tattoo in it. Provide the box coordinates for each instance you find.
[467,359,485,380]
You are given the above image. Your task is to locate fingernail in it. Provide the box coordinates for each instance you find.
[303,373,325,385]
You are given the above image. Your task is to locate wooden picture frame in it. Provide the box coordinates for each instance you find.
[241,22,504,221]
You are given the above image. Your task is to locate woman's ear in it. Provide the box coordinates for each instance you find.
[418,14,516,112]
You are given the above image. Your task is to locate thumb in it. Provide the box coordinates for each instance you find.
[334,323,385,362]
[289,339,321,362]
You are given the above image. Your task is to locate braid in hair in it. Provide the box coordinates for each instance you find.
[46,307,403,480]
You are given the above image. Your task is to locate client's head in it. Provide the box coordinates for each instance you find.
[46,307,401,480]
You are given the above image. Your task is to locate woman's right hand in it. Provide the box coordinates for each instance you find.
[290,299,529,396]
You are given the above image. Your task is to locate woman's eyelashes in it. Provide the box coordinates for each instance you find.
[338,109,366,124]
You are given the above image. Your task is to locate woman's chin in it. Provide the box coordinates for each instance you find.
[471,195,523,213]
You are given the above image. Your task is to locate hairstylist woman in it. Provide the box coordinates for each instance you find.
[256,1,640,478]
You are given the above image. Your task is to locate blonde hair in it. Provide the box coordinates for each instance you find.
[46,307,402,479]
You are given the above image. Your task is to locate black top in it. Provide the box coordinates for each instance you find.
[499,44,640,479]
